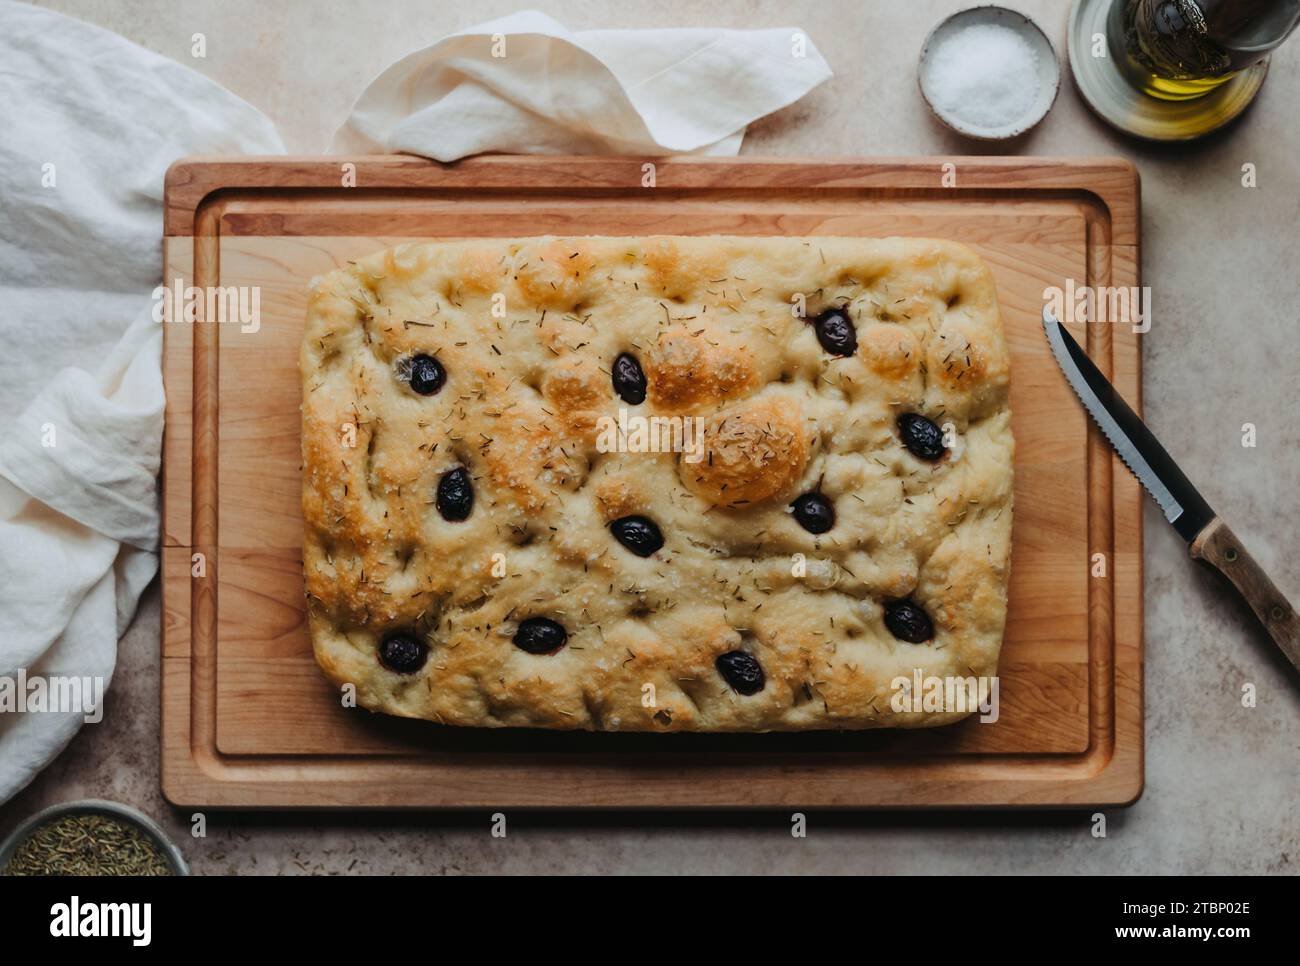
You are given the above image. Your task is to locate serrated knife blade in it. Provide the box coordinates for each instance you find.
[1041,307,1213,540]
[1042,307,1299,673]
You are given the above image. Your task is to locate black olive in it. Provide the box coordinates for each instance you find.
[610,515,664,557]
[513,617,568,654]
[715,650,765,695]
[378,633,428,673]
[611,352,647,404]
[790,492,835,534]
[811,307,858,357]
[407,354,446,396]
[883,600,934,644]
[897,413,947,461]
[435,466,473,521]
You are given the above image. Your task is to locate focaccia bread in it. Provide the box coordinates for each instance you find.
[301,236,1013,731]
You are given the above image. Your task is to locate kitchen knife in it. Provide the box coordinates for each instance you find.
[1042,307,1300,673]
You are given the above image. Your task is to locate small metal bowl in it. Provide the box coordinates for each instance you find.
[919,5,1061,140]
[0,799,189,876]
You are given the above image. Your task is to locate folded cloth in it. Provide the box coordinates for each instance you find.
[0,0,284,804]
[332,9,831,160]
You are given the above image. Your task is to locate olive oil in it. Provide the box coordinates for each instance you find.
[1108,0,1300,100]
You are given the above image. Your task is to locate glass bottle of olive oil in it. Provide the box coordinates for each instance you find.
[1108,0,1300,100]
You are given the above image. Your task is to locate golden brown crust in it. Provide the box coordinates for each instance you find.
[679,399,808,509]
[301,236,1013,732]
[646,330,757,411]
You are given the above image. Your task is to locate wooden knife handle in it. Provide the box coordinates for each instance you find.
[1189,517,1300,674]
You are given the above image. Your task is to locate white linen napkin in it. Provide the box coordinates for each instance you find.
[0,0,284,804]
[0,1,829,804]
[332,10,831,160]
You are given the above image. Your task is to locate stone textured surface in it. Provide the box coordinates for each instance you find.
[3,0,1297,875]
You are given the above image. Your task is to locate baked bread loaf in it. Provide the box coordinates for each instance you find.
[301,236,1013,731]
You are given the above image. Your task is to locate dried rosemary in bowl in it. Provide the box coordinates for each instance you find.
[2,813,174,876]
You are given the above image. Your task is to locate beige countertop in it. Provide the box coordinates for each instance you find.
[4,0,1298,874]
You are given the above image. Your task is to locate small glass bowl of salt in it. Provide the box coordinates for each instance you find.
[919,6,1060,140]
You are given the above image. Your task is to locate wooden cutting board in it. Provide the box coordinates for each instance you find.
[160,155,1142,808]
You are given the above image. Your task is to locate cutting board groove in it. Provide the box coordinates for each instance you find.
[161,156,1142,807]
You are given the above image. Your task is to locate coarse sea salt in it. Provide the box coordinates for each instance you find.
[924,23,1040,131]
